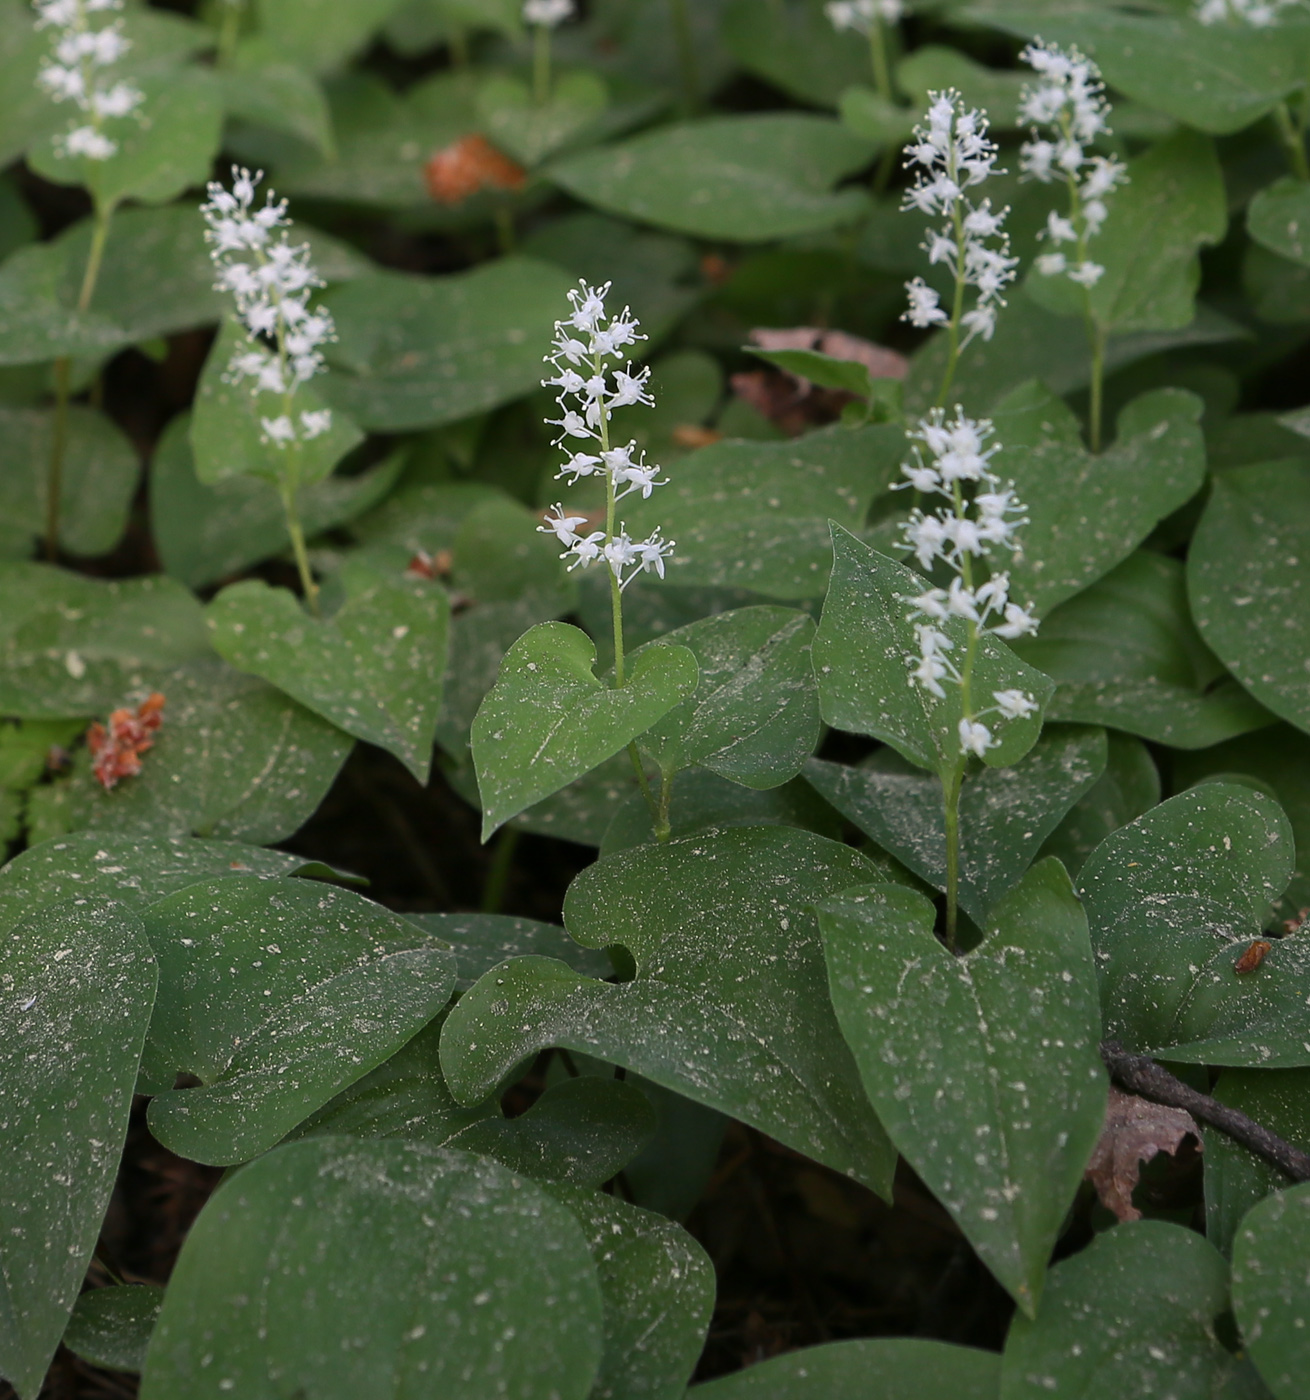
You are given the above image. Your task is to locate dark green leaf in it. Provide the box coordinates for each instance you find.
[405,911,615,990]
[207,559,450,783]
[1248,176,1310,267]
[1079,783,1309,1067]
[690,1338,1001,1399]
[323,257,578,432]
[440,825,897,1195]
[806,725,1106,926]
[548,115,874,242]
[1039,732,1159,877]
[746,346,877,400]
[821,861,1105,1315]
[141,876,456,1164]
[721,0,872,109]
[1189,461,1310,741]
[62,1287,164,1374]
[1014,551,1275,748]
[475,70,607,166]
[254,0,408,73]
[138,1140,604,1399]
[625,426,905,600]
[899,46,1029,127]
[994,384,1206,616]
[813,526,1053,774]
[1232,1181,1310,1399]
[999,1221,1237,1400]
[221,41,335,155]
[470,621,698,839]
[0,902,156,1400]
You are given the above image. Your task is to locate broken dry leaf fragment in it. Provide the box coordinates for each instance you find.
[1085,1086,1201,1222]
[424,134,527,205]
[87,692,165,791]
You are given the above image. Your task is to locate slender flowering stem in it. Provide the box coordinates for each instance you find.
[216,0,244,69]
[523,0,572,103]
[669,0,700,115]
[201,167,338,615]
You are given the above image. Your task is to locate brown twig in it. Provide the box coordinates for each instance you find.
[1100,1040,1310,1183]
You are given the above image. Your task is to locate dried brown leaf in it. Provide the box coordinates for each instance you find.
[1085,1086,1202,1222]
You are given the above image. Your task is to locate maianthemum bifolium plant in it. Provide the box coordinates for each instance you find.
[6,0,1310,1396]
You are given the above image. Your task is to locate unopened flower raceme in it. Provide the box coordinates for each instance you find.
[1195,0,1298,23]
[537,282,674,592]
[896,409,1039,757]
[523,0,574,25]
[901,92,1018,346]
[1019,41,1126,290]
[201,167,336,448]
[825,0,903,32]
[33,0,143,161]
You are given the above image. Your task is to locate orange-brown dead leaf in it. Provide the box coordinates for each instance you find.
[406,549,454,581]
[1085,1086,1202,1222]
[424,134,526,205]
[672,424,724,449]
[88,691,166,791]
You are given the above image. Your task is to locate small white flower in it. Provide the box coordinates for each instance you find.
[1068,260,1105,287]
[992,689,1038,719]
[523,0,574,26]
[299,409,332,439]
[260,414,295,445]
[903,277,949,329]
[1196,0,1299,24]
[825,0,902,34]
[959,718,995,757]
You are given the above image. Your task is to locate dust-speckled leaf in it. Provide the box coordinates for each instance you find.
[1232,1181,1310,1399]
[1014,551,1274,748]
[690,1338,1002,1399]
[0,831,337,941]
[475,71,607,167]
[548,115,873,242]
[820,861,1106,1316]
[62,1286,164,1374]
[545,1185,714,1400]
[220,42,335,155]
[63,657,353,845]
[1248,176,1310,267]
[806,725,1106,927]
[138,1139,604,1400]
[151,414,402,590]
[1039,732,1159,878]
[404,911,614,990]
[999,1221,1236,1400]
[993,384,1206,616]
[634,606,819,788]
[207,560,449,783]
[440,825,897,1195]
[624,426,903,600]
[191,318,364,490]
[814,526,1053,775]
[323,257,577,432]
[141,876,455,1165]
[0,405,139,558]
[1079,783,1307,1067]
[981,10,1304,135]
[0,566,209,718]
[1026,130,1225,335]
[1206,1069,1310,1257]
[1189,462,1310,741]
[471,621,698,840]
[0,902,156,1400]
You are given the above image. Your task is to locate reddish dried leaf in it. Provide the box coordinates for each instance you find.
[1085,1086,1201,1222]
[424,134,526,205]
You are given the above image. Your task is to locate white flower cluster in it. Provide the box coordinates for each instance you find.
[523,0,574,25]
[825,0,904,33]
[201,168,336,449]
[1196,0,1298,24]
[1019,41,1126,289]
[901,93,1018,345]
[897,409,1039,758]
[538,282,674,592]
[34,0,143,162]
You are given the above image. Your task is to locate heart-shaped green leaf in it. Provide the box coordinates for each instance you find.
[475,71,607,166]
[1232,1182,1310,1399]
[1079,783,1309,1067]
[440,825,897,1195]
[0,901,156,1400]
[1015,551,1274,748]
[543,1184,714,1400]
[721,0,872,110]
[999,1221,1238,1400]
[820,860,1106,1315]
[634,606,820,788]
[624,426,904,599]
[405,911,616,991]
[191,318,364,490]
[220,42,334,156]
[813,526,1053,775]
[548,115,874,243]
[994,384,1206,616]
[1025,130,1225,336]
[142,876,456,1164]
[471,620,698,840]
[208,560,450,783]
[1039,732,1160,878]
[138,1140,605,1400]
[62,1285,164,1375]
[806,725,1106,927]
[323,256,577,432]
[1189,461,1310,741]
[690,1338,1002,1400]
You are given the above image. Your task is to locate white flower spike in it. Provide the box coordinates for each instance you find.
[34,0,144,163]
[523,0,574,26]
[900,92,1017,348]
[1195,0,1299,23]
[201,167,336,449]
[536,282,674,593]
[825,0,903,33]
